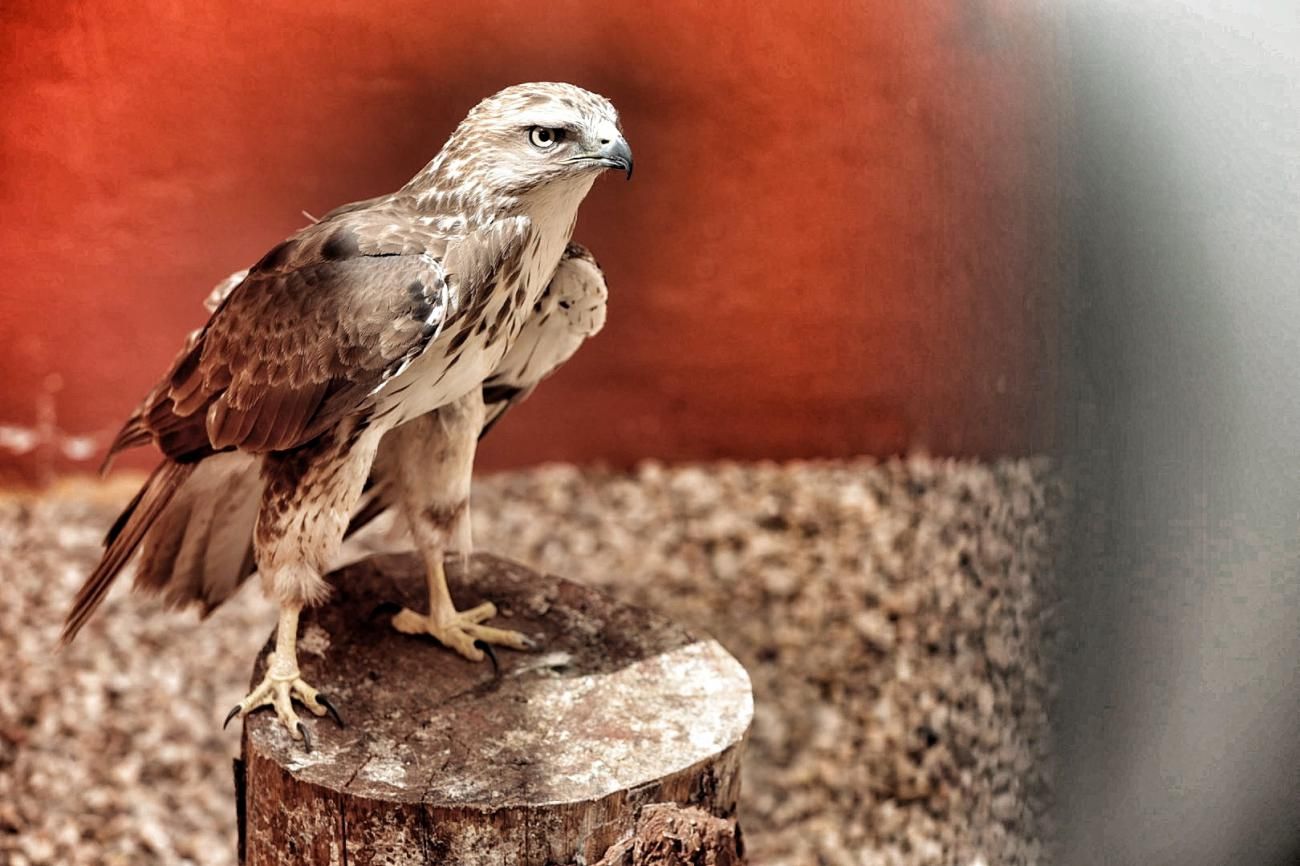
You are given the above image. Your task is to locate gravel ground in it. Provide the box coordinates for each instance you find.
[0,457,1063,865]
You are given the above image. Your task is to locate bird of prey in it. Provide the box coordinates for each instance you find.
[100,240,609,660]
[62,83,631,743]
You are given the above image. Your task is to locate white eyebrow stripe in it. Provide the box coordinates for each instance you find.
[518,110,582,128]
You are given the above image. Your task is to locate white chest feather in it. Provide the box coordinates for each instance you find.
[377,176,595,427]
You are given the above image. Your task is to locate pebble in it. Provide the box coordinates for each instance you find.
[0,456,1062,865]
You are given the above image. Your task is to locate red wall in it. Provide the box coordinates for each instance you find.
[0,0,1063,483]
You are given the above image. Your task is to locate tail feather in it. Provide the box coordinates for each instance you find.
[133,452,263,614]
[201,542,256,619]
[98,417,153,475]
[169,486,220,600]
[181,455,262,612]
[135,478,196,592]
[62,461,194,644]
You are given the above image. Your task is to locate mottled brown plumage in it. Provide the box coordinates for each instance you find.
[350,241,609,539]
[98,240,607,623]
[64,82,631,743]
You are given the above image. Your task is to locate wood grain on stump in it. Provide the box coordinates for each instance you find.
[238,552,753,865]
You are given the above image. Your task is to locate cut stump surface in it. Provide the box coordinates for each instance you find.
[239,552,752,865]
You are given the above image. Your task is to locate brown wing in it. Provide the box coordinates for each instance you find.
[100,330,201,472]
[69,213,533,640]
[103,194,402,472]
[112,213,530,463]
[62,460,195,642]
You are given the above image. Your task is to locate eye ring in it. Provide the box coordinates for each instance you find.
[528,127,565,149]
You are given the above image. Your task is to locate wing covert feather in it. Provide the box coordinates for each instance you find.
[117,213,531,461]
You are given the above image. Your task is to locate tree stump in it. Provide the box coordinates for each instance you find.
[237,552,753,865]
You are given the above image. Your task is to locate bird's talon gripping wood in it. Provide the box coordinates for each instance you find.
[391,546,537,662]
[390,605,535,662]
[472,639,500,676]
[316,693,345,728]
[239,555,751,862]
[228,605,337,739]
[230,667,332,740]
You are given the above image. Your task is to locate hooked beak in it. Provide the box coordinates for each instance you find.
[577,133,634,180]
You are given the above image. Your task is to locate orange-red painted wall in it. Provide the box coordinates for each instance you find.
[0,0,1063,483]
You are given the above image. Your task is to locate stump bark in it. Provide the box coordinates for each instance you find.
[237,552,752,865]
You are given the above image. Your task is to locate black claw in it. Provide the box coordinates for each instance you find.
[223,705,241,730]
[474,639,500,677]
[297,721,313,752]
[318,693,345,728]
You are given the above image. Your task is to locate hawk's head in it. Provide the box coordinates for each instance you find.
[414,83,632,208]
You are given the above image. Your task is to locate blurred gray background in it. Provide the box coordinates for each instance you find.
[1057,2,1299,864]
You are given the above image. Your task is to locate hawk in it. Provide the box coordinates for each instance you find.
[62,83,631,743]
[98,240,609,679]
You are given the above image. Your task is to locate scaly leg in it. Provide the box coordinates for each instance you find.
[391,554,535,661]
[384,395,536,661]
[223,604,343,748]
[225,418,380,745]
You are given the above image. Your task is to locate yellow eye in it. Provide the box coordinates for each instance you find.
[528,127,564,149]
